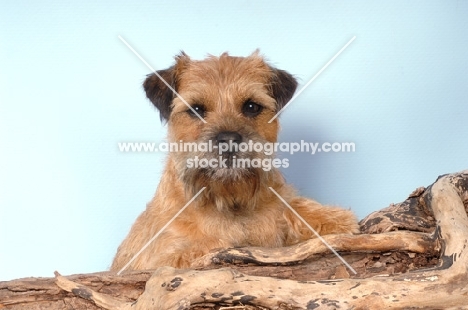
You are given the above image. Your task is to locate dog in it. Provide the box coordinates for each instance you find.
[110,51,359,271]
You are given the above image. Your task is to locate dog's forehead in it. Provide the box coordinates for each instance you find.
[182,54,271,84]
[173,54,276,110]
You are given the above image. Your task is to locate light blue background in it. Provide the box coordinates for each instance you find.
[1,1,467,281]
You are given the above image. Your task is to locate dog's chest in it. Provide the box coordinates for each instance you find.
[200,207,285,247]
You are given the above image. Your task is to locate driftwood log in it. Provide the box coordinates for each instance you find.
[1,170,468,309]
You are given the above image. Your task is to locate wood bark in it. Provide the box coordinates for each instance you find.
[1,170,467,309]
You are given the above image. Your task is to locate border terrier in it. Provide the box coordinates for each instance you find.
[111,51,359,271]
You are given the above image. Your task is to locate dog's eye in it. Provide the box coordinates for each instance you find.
[242,101,263,117]
[187,104,206,119]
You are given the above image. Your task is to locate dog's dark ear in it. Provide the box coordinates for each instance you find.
[269,68,298,111]
[143,67,176,122]
[143,52,191,122]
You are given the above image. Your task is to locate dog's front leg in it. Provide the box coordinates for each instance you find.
[283,197,359,244]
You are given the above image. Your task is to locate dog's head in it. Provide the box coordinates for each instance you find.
[143,51,297,197]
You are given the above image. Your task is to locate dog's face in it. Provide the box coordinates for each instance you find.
[143,52,297,195]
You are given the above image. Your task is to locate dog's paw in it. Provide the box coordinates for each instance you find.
[286,197,360,239]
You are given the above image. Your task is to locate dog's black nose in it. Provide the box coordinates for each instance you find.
[216,131,242,145]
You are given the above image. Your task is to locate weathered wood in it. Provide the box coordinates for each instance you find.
[1,250,438,309]
[1,170,467,309]
[359,186,436,234]
[0,271,151,310]
[192,230,439,267]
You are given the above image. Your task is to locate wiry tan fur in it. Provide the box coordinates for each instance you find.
[111,52,359,271]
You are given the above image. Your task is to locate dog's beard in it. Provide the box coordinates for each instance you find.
[175,144,274,182]
[171,134,277,213]
[173,124,275,178]
[194,152,263,180]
